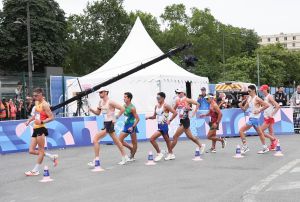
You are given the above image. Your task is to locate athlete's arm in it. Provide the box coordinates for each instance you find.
[186,98,200,117]
[239,100,249,111]
[146,106,157,120]
[40,102,54,124]
[165,104,177,124]
[131,107,140,128]
[256,98,269,114]
[269,95,280,117]
[214,103,222,124]
[89,107,101,115]
[25,116,35,126]
[110,101,125,119]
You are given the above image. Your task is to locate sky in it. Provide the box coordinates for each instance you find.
[1,0,299,35]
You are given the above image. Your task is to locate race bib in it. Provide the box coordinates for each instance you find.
[35,112,41,121]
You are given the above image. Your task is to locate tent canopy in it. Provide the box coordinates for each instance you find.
[67,17,208,114]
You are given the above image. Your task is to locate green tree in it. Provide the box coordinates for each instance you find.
[0,0,67,72]
[64,0,131,75]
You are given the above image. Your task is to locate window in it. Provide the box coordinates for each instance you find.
[268,38,271,42]
[276,37,279,41]
[283,43,287,48]
[293,43,296,47]
[284,37,287,41]
[293,36,296,40]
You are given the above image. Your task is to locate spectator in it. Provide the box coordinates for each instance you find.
[274,86,287,106]
[0,99,6,121]
[16,99,26,120]
[15,81,23,101]
[197,87,210,110]
[9,98,17,120]
[290,85,300,107]
[26,96,34,117]
[217,93,230,109]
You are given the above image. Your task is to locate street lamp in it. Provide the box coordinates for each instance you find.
[13,1,33,95]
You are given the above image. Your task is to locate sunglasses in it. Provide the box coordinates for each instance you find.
[32,94,41,97]
[99,91,105,94]
[156,96,162,100]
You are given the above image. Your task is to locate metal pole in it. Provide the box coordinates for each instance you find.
[26,1,33,95]
[257,53,260,87]
[222,31,225,78]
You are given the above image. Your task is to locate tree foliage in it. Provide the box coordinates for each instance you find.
[0,0,67,72]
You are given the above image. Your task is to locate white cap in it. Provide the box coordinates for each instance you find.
[176,88,186,94]
[97,87,109,93]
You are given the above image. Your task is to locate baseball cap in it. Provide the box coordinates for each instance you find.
[259,85,269,91]
[97,87,109,93]
[176,88,186,94]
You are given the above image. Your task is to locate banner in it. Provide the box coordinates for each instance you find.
[0,108,294,154]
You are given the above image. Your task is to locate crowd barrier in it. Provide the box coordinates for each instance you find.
[0,108,294,154]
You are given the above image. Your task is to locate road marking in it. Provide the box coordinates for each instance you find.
[290,167,300,173]
[266,181,300,191]
[242,159,300,202]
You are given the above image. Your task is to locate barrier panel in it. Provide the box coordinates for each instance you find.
[0,108,294,154]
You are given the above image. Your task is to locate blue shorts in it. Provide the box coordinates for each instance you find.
[247,118,259,128]
[122,123,138,134]
[158,123,169,136]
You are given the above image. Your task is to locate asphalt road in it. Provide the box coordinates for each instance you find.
[1,134,300,202]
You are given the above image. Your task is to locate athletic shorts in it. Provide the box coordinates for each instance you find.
[158,123,169,136]
[102,121,115,133]
[180,118,190,129]
[247,118,259,128]
[122,123,138,134]
[209,122,219,130]
[264,117,275,125]
[32,127,48,137]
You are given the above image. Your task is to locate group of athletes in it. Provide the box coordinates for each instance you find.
[24,84,280,176]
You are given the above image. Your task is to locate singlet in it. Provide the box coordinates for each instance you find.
[124,103,135,125]
[99,99,115,122]
[34,101,48,129]
[197,96,210,110]
[156,103,169,124]
[10,103,17,117]
[176,97,190,119]
[264,94,274,118]
[209,101,218,123]
[248,96,260,119]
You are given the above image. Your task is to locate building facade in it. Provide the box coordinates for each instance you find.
[259,33,300,51]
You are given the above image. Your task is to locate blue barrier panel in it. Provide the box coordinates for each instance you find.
[0,108,294,154]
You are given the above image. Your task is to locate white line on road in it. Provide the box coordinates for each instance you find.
[266,181,300,192]
[290,167,300,173]
[242,159,300,202]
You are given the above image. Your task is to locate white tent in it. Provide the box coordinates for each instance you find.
[66,17,209,115]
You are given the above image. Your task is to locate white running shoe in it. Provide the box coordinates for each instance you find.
[25,170,40,176]
[257,147,269,154]
[200,144,206,155]
[127,157,136,162]
[118,155,129,165]
[88,160,95,168]
[154,153,164,162]
[241,145,250,154]
[164,153,176,160]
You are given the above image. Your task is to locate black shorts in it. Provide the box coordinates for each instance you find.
[102,121,115,133]
[32,127,48,137]
[180,118,190,129]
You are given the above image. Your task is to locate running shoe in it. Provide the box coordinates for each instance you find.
[257,147,269,154]
[154,153,164,162]
[87,160,95,168]
[25,170,40,176]
[241,145,250,154]
[52,154,59,167]
[200,144,206,155]
[221,137,227,149]
[164,153,176,160]
[118,155,129,165]
[206,148,217,153]
[127,157,136,162]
